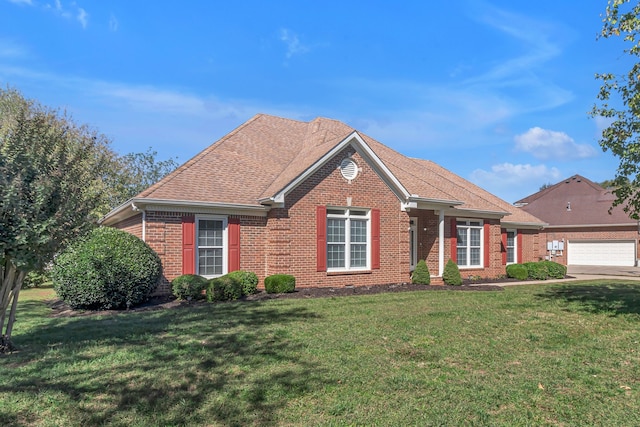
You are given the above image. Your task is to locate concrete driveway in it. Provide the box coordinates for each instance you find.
[567,265,640,278]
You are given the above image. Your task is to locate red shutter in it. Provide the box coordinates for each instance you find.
[316,206,327,271]
[228,217,241,272]
[182,216,195,275]
[484,223,490,268]
[450,219,457,263]
[517,231,523,263]
[371,209,381,270]
[501,230,507,265]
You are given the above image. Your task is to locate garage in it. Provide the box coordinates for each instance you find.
[568,240,637,267]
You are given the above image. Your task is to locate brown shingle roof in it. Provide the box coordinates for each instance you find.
[515,175,635,226]
[134,114,543,225]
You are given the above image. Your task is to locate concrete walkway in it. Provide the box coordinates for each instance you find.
[484,265,640,287]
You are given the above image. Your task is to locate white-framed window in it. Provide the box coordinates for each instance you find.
[196,215,228,277]
[506,229,517,264]
[457,219,483,268]
[327,208,370,271]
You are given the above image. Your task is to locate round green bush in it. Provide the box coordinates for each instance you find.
[172,274,208,300]
[524,261,549,280]
[264,274,296,293]
[541,260,566,279]
[442,259,462,286]
[227,270,259,295]
[52,227,162,310]
[411,259,431,285]
[207,275,243,302]
[506,263,529,280]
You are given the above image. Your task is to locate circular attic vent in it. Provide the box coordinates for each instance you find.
[340,158,358,181]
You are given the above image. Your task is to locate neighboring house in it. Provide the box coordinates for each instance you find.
[101,114,545,290]
[515,174,639,267]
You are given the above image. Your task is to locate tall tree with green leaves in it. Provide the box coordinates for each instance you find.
[0,88,116,352]
[107,147,179,208]
[591,0,640,218]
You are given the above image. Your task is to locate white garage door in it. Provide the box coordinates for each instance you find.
[568,240,637,266]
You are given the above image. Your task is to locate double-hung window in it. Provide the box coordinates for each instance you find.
[197,216,228,277]
[456,219,483,267]
[327,208,370,270]
[506,229,516,264]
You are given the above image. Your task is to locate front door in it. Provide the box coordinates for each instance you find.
[409,217,418,270]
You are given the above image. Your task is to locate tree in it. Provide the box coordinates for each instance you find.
[0,88,116,352]
[539,182,553,191]
[591,0,640,218]
[104,148,179,209]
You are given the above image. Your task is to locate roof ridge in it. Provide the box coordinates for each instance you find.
[137,114,267,198]
[515,174,602,204]
[419,159,513,212]
[258,118,355,199]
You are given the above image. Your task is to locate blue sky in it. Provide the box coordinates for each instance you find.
[0,0,630,203]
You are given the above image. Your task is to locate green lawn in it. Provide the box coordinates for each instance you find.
[1,281,639,426]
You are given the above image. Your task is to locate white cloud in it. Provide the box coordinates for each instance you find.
[515,127,598,160]
[470,162,562,202]
[109,13,119,32]
[77,7,88,29]
[279,28,309,59]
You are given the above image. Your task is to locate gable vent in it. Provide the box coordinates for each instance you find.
[339,158,358,181]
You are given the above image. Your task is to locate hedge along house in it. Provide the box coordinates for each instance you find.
[101,114,546,290]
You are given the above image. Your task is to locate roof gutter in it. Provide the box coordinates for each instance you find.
[100,198,269,226]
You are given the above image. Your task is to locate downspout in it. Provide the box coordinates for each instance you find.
[131,203,146,242]
[438,209,445,277]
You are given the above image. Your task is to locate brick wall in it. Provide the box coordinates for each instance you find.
[111,213,143,239]
[272,147,411,288]
[111,149,542,290]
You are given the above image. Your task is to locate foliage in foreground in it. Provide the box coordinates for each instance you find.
[2,280,640,426]
[227,270,259,295]
[171,274,208,301]
[0,87,117,351]
[442,259,462,285]
[411,259,431,285]
[591,0,640,218]
[52,227,162,309]
[265,274,296,293]
[507,260,567,281]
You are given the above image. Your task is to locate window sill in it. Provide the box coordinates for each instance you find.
[327,270,372,276]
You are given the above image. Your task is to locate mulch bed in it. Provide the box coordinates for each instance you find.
[46,280,508,318]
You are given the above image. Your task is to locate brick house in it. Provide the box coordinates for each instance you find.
[101,114,545,289]
[515,174,639,267]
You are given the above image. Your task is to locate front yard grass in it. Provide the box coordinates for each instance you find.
[1,280,639,426]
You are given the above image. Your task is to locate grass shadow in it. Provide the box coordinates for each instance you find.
[537,282,640,316]
[1,301,328,426]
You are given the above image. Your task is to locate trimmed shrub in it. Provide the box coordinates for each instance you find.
[52,227,162,310]
[227,270,259,295]
[23,269,52,288]
[264,274,296,294]
[207,275,243,302]
[172,274,208,300]
[442,259,462,286]
[541,260,566,279]
[506,263,529,280]
[411,260,431,285]
[524,261,549,280]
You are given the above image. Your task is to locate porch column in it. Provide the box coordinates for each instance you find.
[438,209,445,276]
